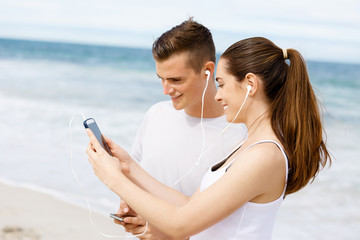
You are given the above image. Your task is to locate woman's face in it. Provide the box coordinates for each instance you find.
[215,58,248,123]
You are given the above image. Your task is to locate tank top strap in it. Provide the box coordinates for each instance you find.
[221,138,246,162]
[225,140,289,194]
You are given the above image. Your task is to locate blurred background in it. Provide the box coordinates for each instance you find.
[0,0,359,239]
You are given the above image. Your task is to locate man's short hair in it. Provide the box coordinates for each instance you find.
[152,17,216,73]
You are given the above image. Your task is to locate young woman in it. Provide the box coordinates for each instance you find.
[86,37,331,239]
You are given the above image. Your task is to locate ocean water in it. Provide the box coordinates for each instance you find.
[0,38,359,239]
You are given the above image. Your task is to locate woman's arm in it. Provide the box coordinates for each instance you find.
[88,131,286,239]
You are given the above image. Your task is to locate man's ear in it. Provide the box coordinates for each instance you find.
[203,61,215,78]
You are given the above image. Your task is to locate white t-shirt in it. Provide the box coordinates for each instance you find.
[131,101,247,196]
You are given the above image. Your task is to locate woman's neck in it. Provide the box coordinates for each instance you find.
[244,109,276,144]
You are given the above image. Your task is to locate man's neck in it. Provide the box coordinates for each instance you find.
[184,85,224,118]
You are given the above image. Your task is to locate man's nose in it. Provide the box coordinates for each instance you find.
[162,81,173,95]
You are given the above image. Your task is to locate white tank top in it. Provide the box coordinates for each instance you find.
[191,140,289,240]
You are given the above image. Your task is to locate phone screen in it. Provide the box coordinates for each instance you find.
[83,118,112,156]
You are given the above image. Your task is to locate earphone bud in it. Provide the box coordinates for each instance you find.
[205,70,211,83]
[247,85,252,92]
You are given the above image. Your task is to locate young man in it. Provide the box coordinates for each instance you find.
[117,18,247,239]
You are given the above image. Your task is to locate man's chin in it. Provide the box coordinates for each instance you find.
[170,95,184,110]
[171,101,184,110]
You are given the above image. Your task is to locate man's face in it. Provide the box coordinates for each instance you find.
[155,52,205,116]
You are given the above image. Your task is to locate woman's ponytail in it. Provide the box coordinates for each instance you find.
[271,49,331,195]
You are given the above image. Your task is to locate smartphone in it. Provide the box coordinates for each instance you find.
[110,213,124,222]
[83,118,112,156]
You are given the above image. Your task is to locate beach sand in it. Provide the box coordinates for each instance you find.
[0,182,127,240]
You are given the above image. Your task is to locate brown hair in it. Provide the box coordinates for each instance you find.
[152,17,216,73]
[221,37,331,195]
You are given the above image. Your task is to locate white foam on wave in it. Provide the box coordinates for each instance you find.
[0,90,144,215]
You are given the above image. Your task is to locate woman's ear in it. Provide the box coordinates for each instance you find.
[244,73,258,95]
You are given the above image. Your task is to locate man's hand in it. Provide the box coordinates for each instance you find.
[114,200,175,240]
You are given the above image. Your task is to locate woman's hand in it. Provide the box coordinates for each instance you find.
[103,136,132,176]
[86,129,126,189]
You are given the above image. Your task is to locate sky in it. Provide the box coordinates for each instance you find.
[0,0,359,64]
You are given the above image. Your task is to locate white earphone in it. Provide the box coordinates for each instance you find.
[205,70,211,82]
[247,85,252,92]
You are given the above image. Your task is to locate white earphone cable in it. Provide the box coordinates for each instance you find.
[219,86,251,134]
[196,71,211,165]
[172,84,251,186]
[69,112,148,238]
[69,83,251,234]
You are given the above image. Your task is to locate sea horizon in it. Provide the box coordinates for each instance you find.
[1,36,360,66]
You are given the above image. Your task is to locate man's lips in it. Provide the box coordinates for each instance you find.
[170,93,183,100]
